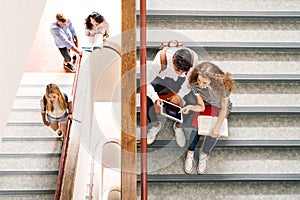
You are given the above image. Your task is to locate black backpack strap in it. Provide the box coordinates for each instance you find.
[43,95,46,111]
[63,93,69,109]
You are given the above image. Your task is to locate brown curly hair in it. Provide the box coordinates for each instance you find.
[188,62,236,99]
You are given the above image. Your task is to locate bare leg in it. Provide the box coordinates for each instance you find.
[49,122,59,132]
[59,122,67,140]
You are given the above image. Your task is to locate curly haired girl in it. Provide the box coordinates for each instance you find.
[181,62,236,174]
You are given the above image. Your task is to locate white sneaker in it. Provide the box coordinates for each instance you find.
[197,152,208,174]
[173,122,186,147]
[147,121,161,145]
[184,152,194,174]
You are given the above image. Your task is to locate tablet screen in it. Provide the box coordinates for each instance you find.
[161,100,183,123]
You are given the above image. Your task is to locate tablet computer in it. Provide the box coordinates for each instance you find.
[160,100,183,123]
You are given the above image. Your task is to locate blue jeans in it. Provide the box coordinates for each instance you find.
[47,112,68,124]
[187,129,218,155]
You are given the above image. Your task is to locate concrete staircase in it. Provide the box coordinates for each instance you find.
[136,0,300,199]
[0,73,73,200]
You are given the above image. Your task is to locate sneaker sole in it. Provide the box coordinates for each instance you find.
[64,66,76,73]
[184,167,192,174]
[197,169,205,174]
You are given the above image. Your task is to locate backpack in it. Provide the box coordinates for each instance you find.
[43,93,69,112]
[159,40,195,72]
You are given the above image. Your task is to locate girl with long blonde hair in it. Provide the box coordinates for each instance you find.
[40,83,73,140]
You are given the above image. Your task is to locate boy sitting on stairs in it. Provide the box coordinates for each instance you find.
[146,42,198,147]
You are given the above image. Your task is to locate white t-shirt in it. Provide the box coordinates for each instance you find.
[40,95,72,118]
[147,48,198,103]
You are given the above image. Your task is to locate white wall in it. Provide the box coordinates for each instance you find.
[0,0,46,139]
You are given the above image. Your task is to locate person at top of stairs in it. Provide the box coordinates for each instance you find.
[50,12,82,73]
[182,62,235,174]
[84,11,110,47]
[40,83,73,141]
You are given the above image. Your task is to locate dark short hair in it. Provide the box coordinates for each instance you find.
[56,13,66,23]
[173,49,193,72]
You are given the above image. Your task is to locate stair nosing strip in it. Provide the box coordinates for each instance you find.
[0,153,61,157]
[136,10,300,18]
[140,140,300,148]
[6,122,44,126]
[137,41,300,49]
[138,173,300,182]
[0,189,56,195]
[0,170,58,175]
[2,137,61,141]
[19,83,72,87]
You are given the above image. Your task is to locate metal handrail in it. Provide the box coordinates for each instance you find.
[140,0,148,199]
[89,159,95,200]
[55,55,82,200]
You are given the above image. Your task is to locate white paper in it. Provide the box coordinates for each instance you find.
[197,116,228,137]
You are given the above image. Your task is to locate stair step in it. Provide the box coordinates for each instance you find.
[138,41,300,50]
[138,181,300,200]
[141,142,300,174]
[138,174,300,182]
[6,122,43,126]
[0,191,55,197]
[142,147,300,174]
[137,105,300,114]
[137,10,300,18]
[227,74,300,82]
[0,155,60,171]
[2,126,55,137]
[143,49,300,62]
[142,139,300,148]
[12,98,43,109]
[2,137,59,142]
[0,141,62,154]
[7,111,45,123]
[0,171,58,175]
[137,61,300,75]
[11,104,300,114]
[141,0,300,12]
[140,15,299,33]
[17,85,72,97]
[137,73,300,81]
[19,83,72,87]
[230,106,300,113]
[0,153,60,157]
[138,116,300,141]
[0,174,57,190]
[138,30,300,44]
[20,73,74,85]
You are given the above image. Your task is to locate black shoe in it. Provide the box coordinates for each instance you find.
[63,63,76,73]
[57,130,62,136]
[72,55,77,61]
